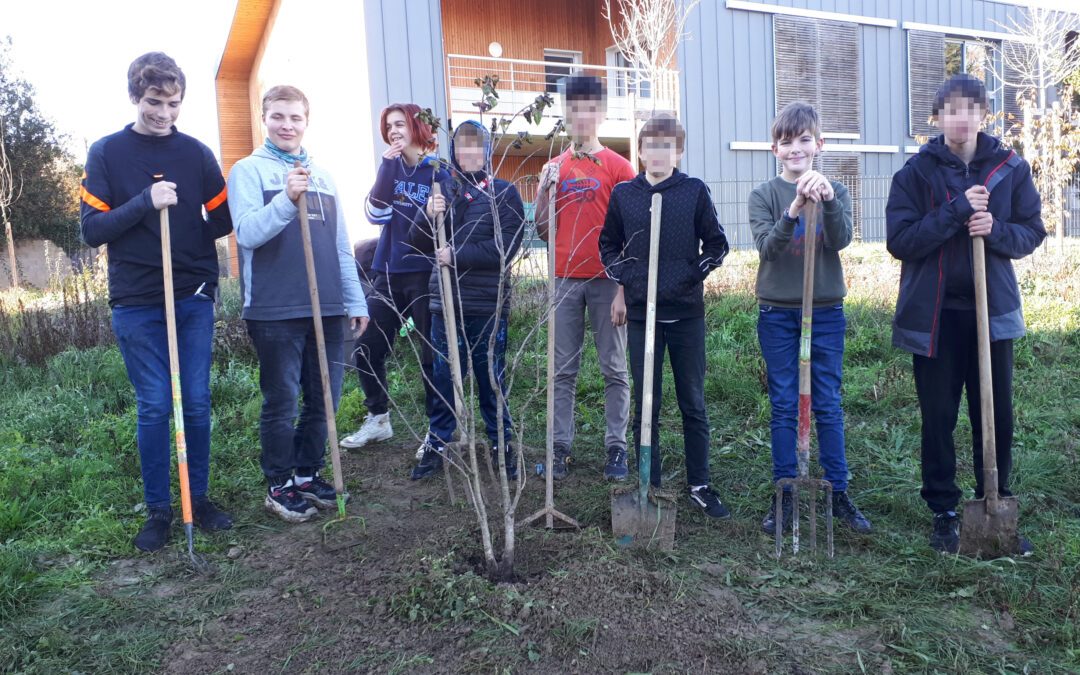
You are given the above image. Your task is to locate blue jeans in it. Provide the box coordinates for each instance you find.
[112,294,215,509]
[246,317,346,483]
[757,304,849,491]
[428,313,512,449]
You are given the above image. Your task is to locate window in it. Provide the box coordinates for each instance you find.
[773,16,861,136]
[945,38,999,117]
[543,49,582,93]
[908,31,1009,138]
[605,48,652,99]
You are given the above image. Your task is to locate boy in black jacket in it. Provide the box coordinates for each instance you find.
[598,114,731,518]
[409,121,525,480]
[886,74,1045,554]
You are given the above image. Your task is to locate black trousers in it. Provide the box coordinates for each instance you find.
[627,316,711,487]
[913,309,1014,514]
[354,271,436,417]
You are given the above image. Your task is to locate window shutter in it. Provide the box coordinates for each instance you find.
[818,21,860,135]
[1001,40,1025,127]
[773,16,860,135]
[907,30,944,137]
[820,154,862,240]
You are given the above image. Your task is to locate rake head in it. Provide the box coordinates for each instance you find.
[321,493,367,553]
[183,523,214,576]
[774,477,834,559]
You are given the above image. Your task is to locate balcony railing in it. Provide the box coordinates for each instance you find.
[446,53,680,135]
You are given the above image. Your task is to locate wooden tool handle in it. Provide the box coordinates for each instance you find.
[433,182,466,423]
[293,161,345,496]
[159,201,193,527]
[973,236,998,503]
[796,202,819,479]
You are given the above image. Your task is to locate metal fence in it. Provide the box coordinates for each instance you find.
[709,174,1080,250]
[710,175,891,250]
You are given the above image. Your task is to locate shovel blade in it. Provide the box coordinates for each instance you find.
[958,496,1020,558]
[611,486,676,550]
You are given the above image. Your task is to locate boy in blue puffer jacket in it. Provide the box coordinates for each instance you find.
[886,74,1045,554]
[408,120,525,480]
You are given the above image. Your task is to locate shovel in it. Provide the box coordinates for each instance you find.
[156,176,212,576]
[611,192,677,550]
[958,235,1020,557]
[774,201,834,559]
[292,162,366,552]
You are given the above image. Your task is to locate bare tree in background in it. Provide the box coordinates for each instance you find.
[985,8,1080,249]
[603,0,700,168]
[995,7,1080,113]
[0,119,22,288]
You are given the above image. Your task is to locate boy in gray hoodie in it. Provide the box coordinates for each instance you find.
[227,85,368,523]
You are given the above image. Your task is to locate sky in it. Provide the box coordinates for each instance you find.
[3,0,239,160]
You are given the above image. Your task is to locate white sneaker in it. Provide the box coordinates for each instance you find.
[340,412,392,449]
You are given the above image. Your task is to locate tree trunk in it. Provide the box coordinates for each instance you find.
[4,216,17,288]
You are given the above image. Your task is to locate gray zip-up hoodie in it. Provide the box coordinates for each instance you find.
[227,145,366,321]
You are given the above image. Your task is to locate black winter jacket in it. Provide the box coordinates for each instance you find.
[408,174,524,318]
[598,171,728,321]
[886,133,1045,357]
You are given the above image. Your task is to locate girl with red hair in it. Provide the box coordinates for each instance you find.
[343,103,449,454]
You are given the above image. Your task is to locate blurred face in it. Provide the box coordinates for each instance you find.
[454,134,486,172]
[132,87,181,136]
[264,99,308,153]
[640,136,678,176]
[772,129,823,177]
[939,96,984,146]
[385,110,413,148]
[565,97,604,139]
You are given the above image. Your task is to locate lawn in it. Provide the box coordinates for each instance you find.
[1,243,1078,673]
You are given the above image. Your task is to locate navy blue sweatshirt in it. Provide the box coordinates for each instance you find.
[599,171,729,321]
[366,154,450,275]
[80,124,232,306]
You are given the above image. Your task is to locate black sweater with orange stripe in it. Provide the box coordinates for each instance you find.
[80,124,232,306]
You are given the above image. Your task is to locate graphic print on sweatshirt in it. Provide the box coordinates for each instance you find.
[789,216,824,256]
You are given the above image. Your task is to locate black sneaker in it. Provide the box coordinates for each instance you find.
[761,491,794,536]
[491,445,519,481]
[133,507,173,552]
[265,481,317,523]
[1019,535,1034,557]
[411,444,444,481]
[295,474,347,509]
[603,446,629,482]
[688,485,732,520]
[551,443,571,480]
[832,491,872,534]
[930,512,960,553]
[192,497,233,532]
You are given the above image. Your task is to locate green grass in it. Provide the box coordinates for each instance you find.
[1,244,1079,672]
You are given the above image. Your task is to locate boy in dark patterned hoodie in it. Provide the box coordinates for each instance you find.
[598,114,732,519]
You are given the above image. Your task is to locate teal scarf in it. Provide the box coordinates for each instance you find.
[263,138,308,166]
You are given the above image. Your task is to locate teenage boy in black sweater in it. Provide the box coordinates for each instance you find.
[80,52,234,552]
[598,114,731,518]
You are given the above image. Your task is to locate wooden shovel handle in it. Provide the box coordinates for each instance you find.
[973,236,998,503]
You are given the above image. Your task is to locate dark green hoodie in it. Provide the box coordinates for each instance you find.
[747,176,853,308]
